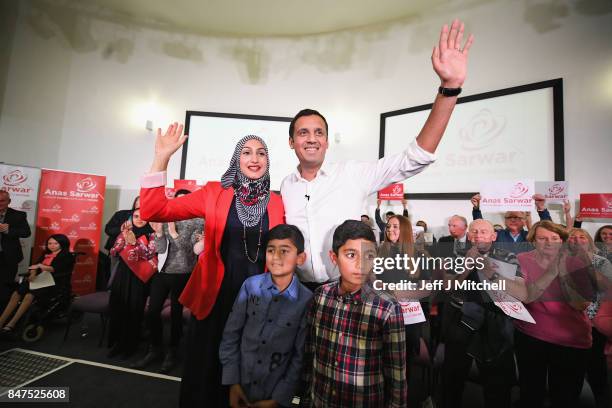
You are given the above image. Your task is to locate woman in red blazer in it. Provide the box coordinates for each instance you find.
[140,124,284,407]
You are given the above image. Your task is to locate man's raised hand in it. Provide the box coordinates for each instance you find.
[432,19,474,89]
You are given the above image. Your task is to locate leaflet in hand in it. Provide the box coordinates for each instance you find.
[29,271,56,290]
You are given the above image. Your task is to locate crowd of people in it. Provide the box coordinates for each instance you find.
[0,18,609,408]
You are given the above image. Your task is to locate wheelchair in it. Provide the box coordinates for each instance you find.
[17,252,81,343]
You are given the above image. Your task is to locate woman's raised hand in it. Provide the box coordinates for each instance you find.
[150,122,188,172]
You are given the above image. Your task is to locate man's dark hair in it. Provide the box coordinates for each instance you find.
[332,220,376,255]
[174,189,192,197]
[361,214,370,220]
[385,211,395,218]
[289,108,329,139]
[267,224,305,253]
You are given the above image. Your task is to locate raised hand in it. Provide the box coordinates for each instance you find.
[470,193,481,208]
[150,122,188,172]
[532,194,546,211]
[432,19,474,88]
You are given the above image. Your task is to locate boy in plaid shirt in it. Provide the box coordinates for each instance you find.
[301,220,407,408]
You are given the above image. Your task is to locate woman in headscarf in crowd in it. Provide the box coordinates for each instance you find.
[377,215,430,382]
[107,208,156,358]
[0,234,73,335]
[514,221,595,408]
[568,228,612,408]
[139,124,284,408]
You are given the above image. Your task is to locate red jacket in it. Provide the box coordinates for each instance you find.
[140,182,285,319]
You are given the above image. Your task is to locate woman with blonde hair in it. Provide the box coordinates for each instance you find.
[514,221,595,408]
[378,215,430,384]
[568,227,611,408]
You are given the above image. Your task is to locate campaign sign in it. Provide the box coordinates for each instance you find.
[480,179,534,212]
[535,181,569,204]
[580,194,612,219]
[0,164,41,276]
[378,183,404,200]
[174,179,201,192]
[34,170,106,295]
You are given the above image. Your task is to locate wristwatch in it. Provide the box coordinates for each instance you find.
[438,86,462,97]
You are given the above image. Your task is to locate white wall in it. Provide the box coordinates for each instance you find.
[1,0,611,242]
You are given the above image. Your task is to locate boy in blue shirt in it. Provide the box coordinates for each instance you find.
[220,224,313,408]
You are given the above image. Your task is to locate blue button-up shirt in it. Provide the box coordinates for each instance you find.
[220,272,313,406]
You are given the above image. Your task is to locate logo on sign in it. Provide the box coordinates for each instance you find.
[2,170,27,186]
[82,205,99,214]
[510,182,529,198]
[76,177,97,193]
[548,184,565,195]
[68,230,79,239]
[43,203,63,213]
[459,109,506,151]
[62,214,80,222]
[392,185,402,195]
[80,222,97,231]
[21,201,33,211]
[49,222,61,230]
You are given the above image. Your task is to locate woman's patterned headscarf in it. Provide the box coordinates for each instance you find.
[220,135,271,227]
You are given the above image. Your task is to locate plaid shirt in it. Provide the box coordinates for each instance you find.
[301,281,407,408]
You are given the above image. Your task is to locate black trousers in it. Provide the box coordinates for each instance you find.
[441,340,516,408]
[0,252,18,284]
[586,327,610,408]
[146,273,190,348]
[515,330,588,408]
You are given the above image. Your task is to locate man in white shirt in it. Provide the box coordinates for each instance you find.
[281,19,474,287]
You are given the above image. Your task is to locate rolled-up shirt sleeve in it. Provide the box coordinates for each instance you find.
[362,140,436,195]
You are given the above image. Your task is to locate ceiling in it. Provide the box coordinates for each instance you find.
[46,0,458,37]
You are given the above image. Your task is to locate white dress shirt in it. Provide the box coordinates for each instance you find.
[281,140,436,283]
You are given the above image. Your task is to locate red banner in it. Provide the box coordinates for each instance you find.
[580,193,612,219]
[378,183,404,200]
[174,179,201,192]
[34,170,106,295]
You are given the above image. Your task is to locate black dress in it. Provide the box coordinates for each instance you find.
[180,199,269,408]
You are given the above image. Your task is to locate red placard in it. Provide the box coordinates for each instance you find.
[378,183,404,200]
[34,170,106,295]
[174,179,201,192]
[579,194,612,219]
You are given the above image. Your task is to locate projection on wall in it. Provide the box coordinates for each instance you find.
[380,79,564,199]
[180,112,297,191]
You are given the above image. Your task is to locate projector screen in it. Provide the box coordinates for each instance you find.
[380,79,564,198]
[180,112,297,191]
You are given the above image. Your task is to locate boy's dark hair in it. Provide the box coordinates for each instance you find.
[267,224,305,253]
[289,109,328,139]
[332,220,376,255]
[361,214,370,220]
[385,211,395,217]
[174,189,192,197]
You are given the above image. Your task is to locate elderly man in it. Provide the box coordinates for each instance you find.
[0,191,31,289]
[280,20,474,290]
[435,215,469,258]
[471,193,552,253]
[440,218,527,408]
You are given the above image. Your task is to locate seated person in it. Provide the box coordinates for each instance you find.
[440,219,527,408]
[0,234,73,335]
[301,220,406,407]
[220,224,313,408]
[471,193,552,253]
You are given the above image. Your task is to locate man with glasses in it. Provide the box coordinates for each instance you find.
[470,193,552,253]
